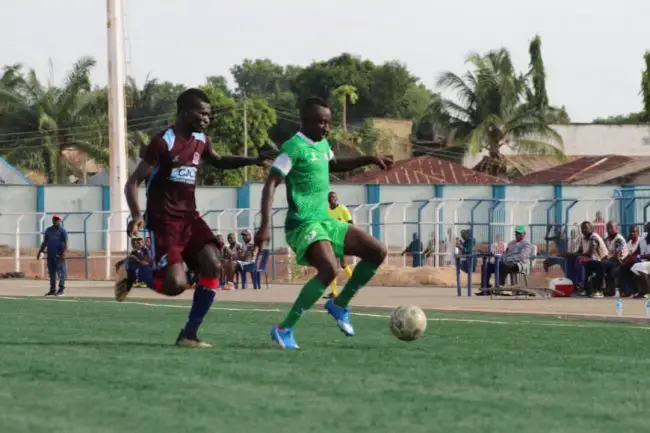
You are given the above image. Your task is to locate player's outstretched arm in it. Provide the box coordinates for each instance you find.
[329,156,394,173]
[255,171,283,249]
[203,148,268,169]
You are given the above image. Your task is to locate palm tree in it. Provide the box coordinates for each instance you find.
[125,76,180,133]
[433,45,565,177]
[0,57,108,183]
[331,84,358,131]
[642,51,650,121]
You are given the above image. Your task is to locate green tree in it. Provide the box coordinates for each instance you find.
[331,84,358,131]
[198,81,277,186]
[434,46,564,176]
[0,57,108,183]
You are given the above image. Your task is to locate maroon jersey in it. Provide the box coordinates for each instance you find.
[143,127,210,228]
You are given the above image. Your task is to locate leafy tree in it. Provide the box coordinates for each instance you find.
[199,80,277,186]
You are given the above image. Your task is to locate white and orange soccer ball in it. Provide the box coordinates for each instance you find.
[389,305,427,341]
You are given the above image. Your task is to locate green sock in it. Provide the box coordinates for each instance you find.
[280,277,327,329]
[335,260,379,307]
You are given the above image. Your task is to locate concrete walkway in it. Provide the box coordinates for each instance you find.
[2,279,650,322]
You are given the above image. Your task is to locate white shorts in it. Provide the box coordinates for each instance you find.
[631,261,650,276]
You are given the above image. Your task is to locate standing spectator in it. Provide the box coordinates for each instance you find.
[579,221,608,297]
[401,233,424,268]
[600,221,629,296]
[36,215,68,297]
[593,211,606,238]
[324,191,354,298]
[479,225,533,294]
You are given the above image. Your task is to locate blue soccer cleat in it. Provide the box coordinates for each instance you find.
[271,325,299,349]
[324,298,355,336]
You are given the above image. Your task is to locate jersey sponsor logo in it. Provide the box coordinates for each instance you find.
[192,152,200,165]
[168,166,198,184]
[308,151,319,162]
[172,155,180,163]
[305,230,317,242]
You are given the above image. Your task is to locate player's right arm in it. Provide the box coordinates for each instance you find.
[124,136,164,236]
[255,149,293,248]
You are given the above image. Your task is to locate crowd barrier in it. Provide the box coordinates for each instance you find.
[1,195,649,282]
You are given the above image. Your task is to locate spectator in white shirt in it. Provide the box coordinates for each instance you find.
[599,221,628,296]
[630,223,650,298]
[579,221,608,297]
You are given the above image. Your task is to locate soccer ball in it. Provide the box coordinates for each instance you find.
[389,305,427,341]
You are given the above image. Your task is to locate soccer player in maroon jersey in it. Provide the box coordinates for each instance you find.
[115,88,269,348]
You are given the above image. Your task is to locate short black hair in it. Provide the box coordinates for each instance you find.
[176,88,210,113]
[300,97,329,119]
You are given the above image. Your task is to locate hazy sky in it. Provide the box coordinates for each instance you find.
[2,0,649,122]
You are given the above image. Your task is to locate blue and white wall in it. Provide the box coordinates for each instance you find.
[0,183,646,252]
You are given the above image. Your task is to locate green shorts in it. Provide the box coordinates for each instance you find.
[285,219,349,266]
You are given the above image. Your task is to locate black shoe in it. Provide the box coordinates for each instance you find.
[55,288,65,297]
[44,290,56,297]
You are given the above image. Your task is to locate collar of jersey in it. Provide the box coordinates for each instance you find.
[296,131,319,145]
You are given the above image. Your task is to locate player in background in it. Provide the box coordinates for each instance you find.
[255,97,393,349]
[116,88,269,348]
[324,191,354,298]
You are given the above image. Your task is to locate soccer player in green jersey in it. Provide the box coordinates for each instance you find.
[255,97,392,349]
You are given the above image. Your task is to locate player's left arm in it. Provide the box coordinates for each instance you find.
[329,155,394,173]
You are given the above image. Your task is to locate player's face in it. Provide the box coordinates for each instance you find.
[182,100,211,132]
[328,193,337,207]
[145,237,151,247]
[227,234,235,244]
[304,106,331,141]
[216,235,224,247]
[242,232,251,243]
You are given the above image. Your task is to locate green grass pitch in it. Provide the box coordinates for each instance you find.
[0,296,648,433]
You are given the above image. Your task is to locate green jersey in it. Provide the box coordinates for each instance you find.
[271,132,335,229]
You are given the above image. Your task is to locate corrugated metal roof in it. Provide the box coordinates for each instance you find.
[343,155,508,185]
[513,155,643,184]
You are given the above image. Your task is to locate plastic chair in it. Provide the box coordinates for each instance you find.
[255,249,270,290]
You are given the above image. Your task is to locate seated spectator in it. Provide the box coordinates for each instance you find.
[578,221,609,297]
[616,225,642,297]
[543,225,584,289]
[401,233,424,268]
[479,225,533,294]
[456,229,476,274]
[237,229,259,288]
[224,233,243,288]
[599,221,629,296]
[215,234,235,290]
[115,237,153,288]
[630,223,650,298]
